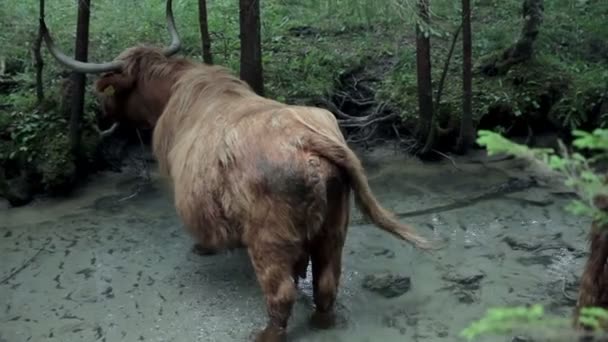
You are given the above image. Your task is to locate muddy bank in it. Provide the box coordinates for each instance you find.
[0,147,590,341]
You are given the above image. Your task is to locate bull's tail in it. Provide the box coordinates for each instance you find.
[303,131,438,251]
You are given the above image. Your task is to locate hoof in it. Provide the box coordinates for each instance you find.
[310,311,336,330]
[191,243,216,256]
[253,326,287,342]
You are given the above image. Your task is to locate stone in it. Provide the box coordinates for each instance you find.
[442,270,485,290]
[362,272,411,298]
[1,172,33,207]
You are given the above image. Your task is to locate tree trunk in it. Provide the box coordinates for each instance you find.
[456,0,475,153]
[481,0,544,76]
[198,0,213,64]
[420,24,462,155]
[573,194,608,333]
[239,0,264,96]
[414,0,433,148]
[33,0,45,105]
[69,0,91,162]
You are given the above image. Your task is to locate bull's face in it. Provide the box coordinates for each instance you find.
[40,0,181,134]
[95,72,134,124]
[94,65,176,130]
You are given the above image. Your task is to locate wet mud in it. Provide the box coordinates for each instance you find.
[0,147,590,341]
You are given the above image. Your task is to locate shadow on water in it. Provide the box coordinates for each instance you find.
[0,146,591,341]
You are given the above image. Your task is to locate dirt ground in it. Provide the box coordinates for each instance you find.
[0,146,591,342]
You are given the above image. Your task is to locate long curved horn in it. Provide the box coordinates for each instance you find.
[40,18,124,74]
[162,0,182,56]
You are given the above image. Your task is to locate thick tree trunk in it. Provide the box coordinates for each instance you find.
[456,0,475,153]
[573,223,608,332]
[481,0,544,76]
[239,0,264,96]
[198,0,213,64]
[33,0,45,105]
[69,0,91,161]
[573,194,608,333]
[415,0,433,147]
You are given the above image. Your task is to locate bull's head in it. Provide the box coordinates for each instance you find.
[41,0,182,134]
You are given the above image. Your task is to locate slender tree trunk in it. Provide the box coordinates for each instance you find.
[456,0,475,153]
[415,0,433,147]
[481,0,544,76]
[33,0,45,105]
[421,23,462,155]
[69,0,91,161]
[239,0,264,96]
[198,0,213,64]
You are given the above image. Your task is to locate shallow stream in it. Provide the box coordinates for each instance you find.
[0,147,590,342]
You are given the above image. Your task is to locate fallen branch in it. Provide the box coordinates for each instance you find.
[0,237,51,285]
[351,177,538,224]
[432,149,463,172]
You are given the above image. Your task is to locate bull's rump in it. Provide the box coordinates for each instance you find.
[166,103,345,248]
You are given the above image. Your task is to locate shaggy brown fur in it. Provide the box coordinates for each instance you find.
[93,46,436,341]
[573,194,608,334]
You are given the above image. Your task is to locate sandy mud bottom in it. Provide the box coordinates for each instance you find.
[0,147,590,342]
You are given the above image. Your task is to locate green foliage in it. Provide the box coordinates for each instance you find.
[477,129,608,224]
[1,110,67,163]
[579,307,608,331]
[37,132,76,193]
[460,305,608,341]
[1,0,607,199]
[460,305,548,340]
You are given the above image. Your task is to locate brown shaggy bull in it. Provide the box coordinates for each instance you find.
[41,1,437,340]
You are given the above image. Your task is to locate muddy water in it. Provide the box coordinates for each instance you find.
[0,147,591,342]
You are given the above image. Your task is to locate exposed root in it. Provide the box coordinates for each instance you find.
[317,61,412,149]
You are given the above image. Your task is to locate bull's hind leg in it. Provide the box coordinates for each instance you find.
[309,183,350,330]
[248,241,301,342]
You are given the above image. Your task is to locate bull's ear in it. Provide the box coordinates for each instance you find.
[95,72,135,96]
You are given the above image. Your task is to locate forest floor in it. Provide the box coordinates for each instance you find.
[0,146,590,342]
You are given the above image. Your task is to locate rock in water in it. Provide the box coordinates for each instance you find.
[362,272,411,298]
